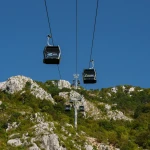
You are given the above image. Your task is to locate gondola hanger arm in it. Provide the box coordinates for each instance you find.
[90,60,94,69]
[47,35,52,46]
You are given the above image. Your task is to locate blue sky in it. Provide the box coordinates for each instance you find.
[0,0,150,89]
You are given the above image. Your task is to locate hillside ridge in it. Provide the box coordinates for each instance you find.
[0,75,150,150]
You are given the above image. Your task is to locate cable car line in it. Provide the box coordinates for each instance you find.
[76,0,78,75]
[89,0,99,68]
[72,0,79,89]
[43,0,62,80]
[82,0,99,84]
[57,65,62,79]
[44,0,54,45]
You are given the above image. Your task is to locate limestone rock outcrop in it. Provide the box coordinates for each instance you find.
[40,134,66,150]
[57,80,71,89]
[0,75,54,103]
[7,138,22,147]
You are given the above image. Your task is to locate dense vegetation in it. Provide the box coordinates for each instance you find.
[0,81,150,149]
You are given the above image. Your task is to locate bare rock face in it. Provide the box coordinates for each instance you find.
[84,101,132,121]
[41,134,66,150]
[29,143,40,150]
[58,80,71,89]
[0,76,27,93]
[86,137,120,150]
[70,90,82,99]
[85,144,93,150]
[111,87,118,93]
[0,75,54,103]
[59,92,69,99]
[84,100,102,120]
[128,87,135,93]
[31,115,66,150]
[6,122,20,132]
[7,113,66,150]
[104,104,132,121]
[107,110,132,121]
[7,138,22,147]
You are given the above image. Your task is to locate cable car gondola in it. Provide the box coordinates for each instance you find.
[79,106,84,112]
[82,60,97,84]
[43,35,61,64]
[65,105,71,111]
[43,46,61,64]
[82,68,97,84]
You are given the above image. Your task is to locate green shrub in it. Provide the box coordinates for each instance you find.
[53,95,65,103]
[25,81,31,90]
[39,100,54,114]
[0,103,6,111]
[8,112,21,123]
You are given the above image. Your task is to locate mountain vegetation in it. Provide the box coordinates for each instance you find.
[0,76,150,150]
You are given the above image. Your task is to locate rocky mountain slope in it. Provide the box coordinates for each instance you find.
[0,75,150,150]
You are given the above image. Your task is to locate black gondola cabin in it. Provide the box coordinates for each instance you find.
[65,105,71,111]
[79,106,84,112]
[83,68,97,84]
[43,46,61,64]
